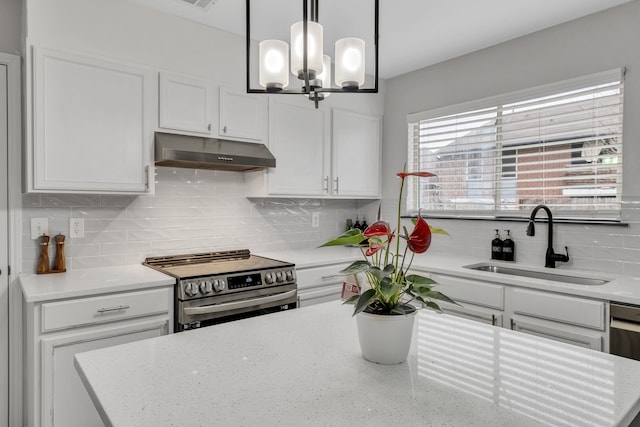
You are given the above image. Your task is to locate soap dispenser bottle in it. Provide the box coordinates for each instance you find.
[502,230,515,261]
[491,229,503,260]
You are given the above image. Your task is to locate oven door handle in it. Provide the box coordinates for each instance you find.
[183,289,297,316]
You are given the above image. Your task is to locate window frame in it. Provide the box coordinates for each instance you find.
[406,69,624,221]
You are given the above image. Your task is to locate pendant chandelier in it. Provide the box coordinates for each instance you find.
[246,0,379,108]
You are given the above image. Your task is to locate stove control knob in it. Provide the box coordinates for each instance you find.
[200,281,213,294]
[285,270,294,281]
[213,279,226,292]
[275,271,284,282]
[265,272,275,284]
[184,282,199,297]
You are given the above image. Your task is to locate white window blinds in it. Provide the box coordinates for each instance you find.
[407,69,624,219]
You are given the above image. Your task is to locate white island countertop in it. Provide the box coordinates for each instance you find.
[75,302,640,427]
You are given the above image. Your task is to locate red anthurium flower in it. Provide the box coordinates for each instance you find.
[365,245,382,257]
[363,221,392,239]
[397,171,437,179]
[407,214,432,254]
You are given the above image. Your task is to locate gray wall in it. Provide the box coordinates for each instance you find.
[383,0,640,275]
[0,0,22,54]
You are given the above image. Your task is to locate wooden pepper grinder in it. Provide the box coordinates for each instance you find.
[37,234,50,274]
[54,234,66,272]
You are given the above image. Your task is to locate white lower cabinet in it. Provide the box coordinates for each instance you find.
[510,287,607,351]
[24,287,173,427]
[430,273,505,327]
[509,316,604,350]
[422,271,608,351]
[296,263,350,307]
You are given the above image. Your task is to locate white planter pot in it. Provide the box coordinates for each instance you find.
[355,308,416,364]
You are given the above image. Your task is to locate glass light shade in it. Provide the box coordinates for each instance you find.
[306,55,332,99]
[317,55,332,97]
[259,40,289,90]
[290,20,323,79]
[334,37,365,89]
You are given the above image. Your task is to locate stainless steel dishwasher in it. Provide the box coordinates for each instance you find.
[610,302,640,361]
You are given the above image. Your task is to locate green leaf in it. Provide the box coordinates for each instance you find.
[405,274,437,286]
[418,289,460,306]
[319,229,364,247]
[341,294,359,305]
[382,264,395,277]
[353,288,378,316]
[425,301,443,312]
[339,260,371,274]
[391,305,409,315]
[379,280,402,301]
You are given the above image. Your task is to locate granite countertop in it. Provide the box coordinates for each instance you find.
[18,246,640,305]
[19,264,175,303]
[74,301,640,427]
[259,247,640,305]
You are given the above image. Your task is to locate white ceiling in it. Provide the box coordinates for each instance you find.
[129,0,634,79]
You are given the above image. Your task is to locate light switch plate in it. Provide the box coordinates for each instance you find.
[311,212,320,228]
[30,218,49,239]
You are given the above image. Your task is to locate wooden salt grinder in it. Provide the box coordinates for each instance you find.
[37,234,50,274]
[54,234,66,271]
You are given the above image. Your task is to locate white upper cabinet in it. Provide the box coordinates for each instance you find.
[159,72,214,134]
[27,47,154,194]
[248,98,382,199]
[218,86,267,142]
[332,109,381,198]
[260,97,330,196]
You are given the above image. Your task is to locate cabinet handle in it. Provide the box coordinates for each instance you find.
[223,125,227,133]
[208,123,212,131]
[491,314,496,326]
[323,176,329,193]
[144,165,150,191]
[97,305,130,314]
[510,319,515,330]
[334,177,339,194]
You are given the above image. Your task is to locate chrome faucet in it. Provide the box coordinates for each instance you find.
[526,204,570,268]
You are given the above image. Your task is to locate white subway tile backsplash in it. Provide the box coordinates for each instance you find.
[21,168,640,276]
[72,255,129,269]
[20,168,373,272]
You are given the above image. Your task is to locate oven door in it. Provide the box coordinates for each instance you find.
[177,284,297,331]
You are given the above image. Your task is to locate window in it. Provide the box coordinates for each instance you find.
[407,69,624,219]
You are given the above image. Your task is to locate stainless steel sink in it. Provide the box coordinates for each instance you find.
[463,263,610,286]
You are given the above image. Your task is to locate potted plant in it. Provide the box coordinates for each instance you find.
[320,169,457,364]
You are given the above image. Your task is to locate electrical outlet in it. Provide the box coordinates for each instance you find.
[311,212,320,228]
[30,218,49,239]
[69,218,85,238]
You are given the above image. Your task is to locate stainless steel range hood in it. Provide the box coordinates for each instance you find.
[154,132,275,171]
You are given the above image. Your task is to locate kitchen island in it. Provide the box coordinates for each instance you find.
[75,302,640,427]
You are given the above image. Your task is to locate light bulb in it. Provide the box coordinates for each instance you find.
[335,37,365,89]
[290,20,323,80]
[259,40,289,90]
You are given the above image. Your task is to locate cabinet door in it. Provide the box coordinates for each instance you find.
[438,301,504,327]
[219,86,266,141]
[41,318,169,427]
[332,109,381,197]
[510,316,603,351]
[159,72,213,134]
[268,97,330,196]
[31,47,153,194]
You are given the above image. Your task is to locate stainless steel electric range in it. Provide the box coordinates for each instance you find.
[144,249,297,332]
